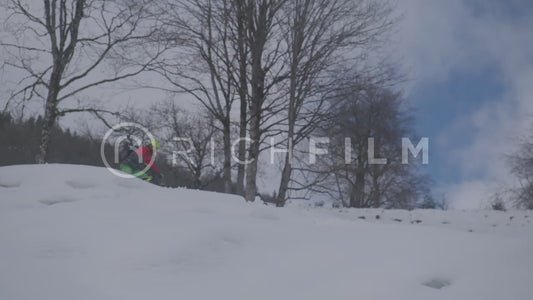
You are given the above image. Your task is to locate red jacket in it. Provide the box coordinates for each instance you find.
[135,146,161,173]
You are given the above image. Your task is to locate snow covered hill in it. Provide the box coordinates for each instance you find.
[1,164,532,300]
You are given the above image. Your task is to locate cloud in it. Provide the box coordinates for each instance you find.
[443,179,503,210]
[395,0,491,86]
[396,0,533,208]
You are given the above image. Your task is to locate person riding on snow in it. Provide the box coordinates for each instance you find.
[119,140,163,183]
[136,140,161,173]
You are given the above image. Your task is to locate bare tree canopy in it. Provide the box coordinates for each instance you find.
[275,0,396,205]
[506,123,533,209]
[298,75,431,209]
[1,0,167,162]
[141,0,399,202]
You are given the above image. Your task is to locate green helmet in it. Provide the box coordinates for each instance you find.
[150,140,161,149]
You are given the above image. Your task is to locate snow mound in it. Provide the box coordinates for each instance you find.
[1,164,532,300]
[423,278,452,290]
[39,195,80,206]
[65,180,96,189]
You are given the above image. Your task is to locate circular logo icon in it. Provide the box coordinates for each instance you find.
[100,122,158,179]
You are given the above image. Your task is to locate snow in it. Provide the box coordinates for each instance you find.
[1,164,532,300]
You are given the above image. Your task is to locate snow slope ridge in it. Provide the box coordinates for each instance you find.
[289,206,533,235]
[1,164,532,300]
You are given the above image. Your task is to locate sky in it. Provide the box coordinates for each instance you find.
[2,0,533,209]
[394,0,533,208]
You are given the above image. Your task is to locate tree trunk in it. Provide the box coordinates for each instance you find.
[236,82,247,196]
[38,98,57,164]
[223,120,232,193]
[276,139,292,207]
[276,36,298,206]
[244,102,261,202]
[38,66,63,163]
[276,73,296,207]
[352,170,365,208]
[235,0,248,196]
[371,176,381,208]
[349,185,357,208]
[244,64,264,202]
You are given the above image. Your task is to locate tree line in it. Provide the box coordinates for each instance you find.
[0,111,231,192]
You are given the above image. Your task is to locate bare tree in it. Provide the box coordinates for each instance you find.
[1,0,165,163]
[151,0,243,193]
[275,0,394,206]
[306,78,429,209]
[243,0,288,201]
[507,124,533,209]
[150,101,222,189]
[153,0,288,199]
[142,0,398,203]
[233,0,249,196]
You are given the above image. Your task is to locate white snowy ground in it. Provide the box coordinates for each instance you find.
[1,164,532,300]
